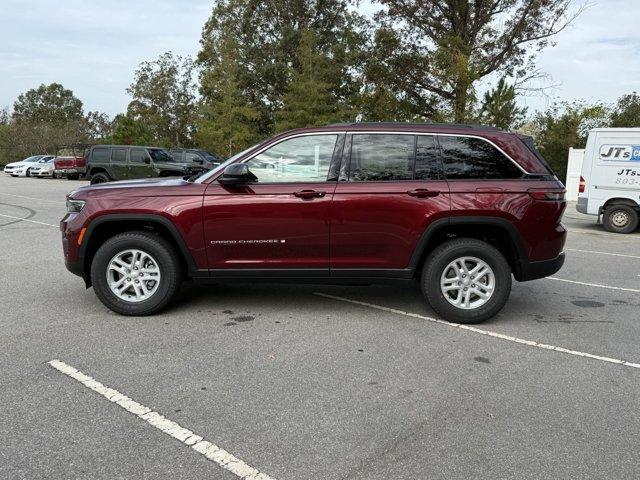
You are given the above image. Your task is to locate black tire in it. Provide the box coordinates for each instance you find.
[67,173,79,180]
[91,231,182,315]
[603,204,639,234]
[25,168,31,177]
[90,172,110,184]
[52,171,57,179]
[421,238,512,324]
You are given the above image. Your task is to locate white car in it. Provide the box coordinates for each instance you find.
[30,156,58,178]
[3,155,55,177]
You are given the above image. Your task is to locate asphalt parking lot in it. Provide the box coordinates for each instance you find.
[1,174,640,480]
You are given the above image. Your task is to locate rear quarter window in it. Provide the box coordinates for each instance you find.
[440,136,523,180]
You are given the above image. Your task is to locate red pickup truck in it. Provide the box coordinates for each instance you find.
[54,156,86,180]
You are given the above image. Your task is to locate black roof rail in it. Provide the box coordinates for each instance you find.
[327,122,502,131]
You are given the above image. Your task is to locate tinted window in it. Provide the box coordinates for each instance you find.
[415,136,443,180]
[185,152,202,163]
[170,150,184,162]
[130,149,147,163]
[440,136,523,179]
[148,149,172,162]
[92,148,109,163]
[349,134,414,181]
[112,148,127,163]
[246,134,337,183]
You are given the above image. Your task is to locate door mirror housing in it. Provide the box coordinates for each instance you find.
[193,157,204,164]
[218,163,257,186]
[143,157,151,165]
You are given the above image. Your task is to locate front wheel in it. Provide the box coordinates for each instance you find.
[603,205,639,234]
[90,231,182,315]
[421,238,512,324]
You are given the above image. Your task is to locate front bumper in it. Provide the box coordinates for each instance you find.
[515,252,565,282]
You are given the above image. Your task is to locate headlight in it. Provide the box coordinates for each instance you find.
[66,199,86,213]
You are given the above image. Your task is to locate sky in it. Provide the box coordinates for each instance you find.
[1,0,639,118]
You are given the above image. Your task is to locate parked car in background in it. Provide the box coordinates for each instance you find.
[169,148,223,172]
[62,122,566,323]
[30,156,58,178]
[86,145,197,184]
[3,155,54,177]
[54,156,87,180]
[577,128,640,233]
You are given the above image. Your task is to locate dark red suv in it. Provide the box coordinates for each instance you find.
[61,123,566,323]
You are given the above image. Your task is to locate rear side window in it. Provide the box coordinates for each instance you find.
[91,147,109,163]
[112,148,127,163]
[349,134,414,181]
[439,136,523,179]
[130,149,147,163]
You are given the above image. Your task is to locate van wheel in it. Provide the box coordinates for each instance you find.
[90,172,110,184]
[421,238,512,324]
[603,205,639,234]
[91,231,182,315]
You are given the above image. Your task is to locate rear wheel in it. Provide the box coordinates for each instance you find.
[67,173,80,180]
[25,168,31,177]
[90,172,110,184]
[421,238,512,324]
[603,204,638,234]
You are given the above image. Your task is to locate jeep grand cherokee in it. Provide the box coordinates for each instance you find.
[61,123,566,323]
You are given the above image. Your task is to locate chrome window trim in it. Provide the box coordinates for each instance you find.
[196,129,531,183]
[347,131,531,176]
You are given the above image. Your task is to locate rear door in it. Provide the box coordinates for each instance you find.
[203,133,342,272]
[330,133,450,273]
[110,147,128,179]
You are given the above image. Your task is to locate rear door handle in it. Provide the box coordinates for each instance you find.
[294,190,326,199]
[407,188,439,198]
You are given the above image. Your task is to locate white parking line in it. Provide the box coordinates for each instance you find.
[0,213,57,228]
[565,248,640,259]
[48,360,276,480]
[314,293,640,370]
[0,191,62,204]
[547,276,640,293]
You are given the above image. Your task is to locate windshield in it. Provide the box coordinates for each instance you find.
[148,149,173,163]
[194,144,261,183]
[24,155,43,163]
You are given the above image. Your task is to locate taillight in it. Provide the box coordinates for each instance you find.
[528,190,566,201]
[579,176,586,193]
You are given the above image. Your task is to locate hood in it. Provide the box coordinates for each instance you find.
[6,161,26,168]
[72,176,189,195]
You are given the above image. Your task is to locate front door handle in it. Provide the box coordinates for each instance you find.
[294,190,326,200]
[407,188,439,198]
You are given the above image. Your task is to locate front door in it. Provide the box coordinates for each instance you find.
[331,133,451,272]
[110,147,128,179]
[203,134,342,273]
[129,148,152,179]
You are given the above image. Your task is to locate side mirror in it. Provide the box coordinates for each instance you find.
[218,163,257,186]
[144,157,151,164]
[193,157,203,164]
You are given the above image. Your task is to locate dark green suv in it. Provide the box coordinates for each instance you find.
[87,145,201,184]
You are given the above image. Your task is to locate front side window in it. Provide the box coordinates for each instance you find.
[130,149,147,163]
[148,149,173,163]
[170,150,184,162]
[439,136,523,179]
[185,152,202,163]
[349,134,415,181]
[245,134,338,183]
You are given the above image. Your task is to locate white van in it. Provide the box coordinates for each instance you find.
[577,128,640,233]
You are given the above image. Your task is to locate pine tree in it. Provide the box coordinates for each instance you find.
[275,30,353,132]
[195,33,261,157]
[479,78,527,130]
